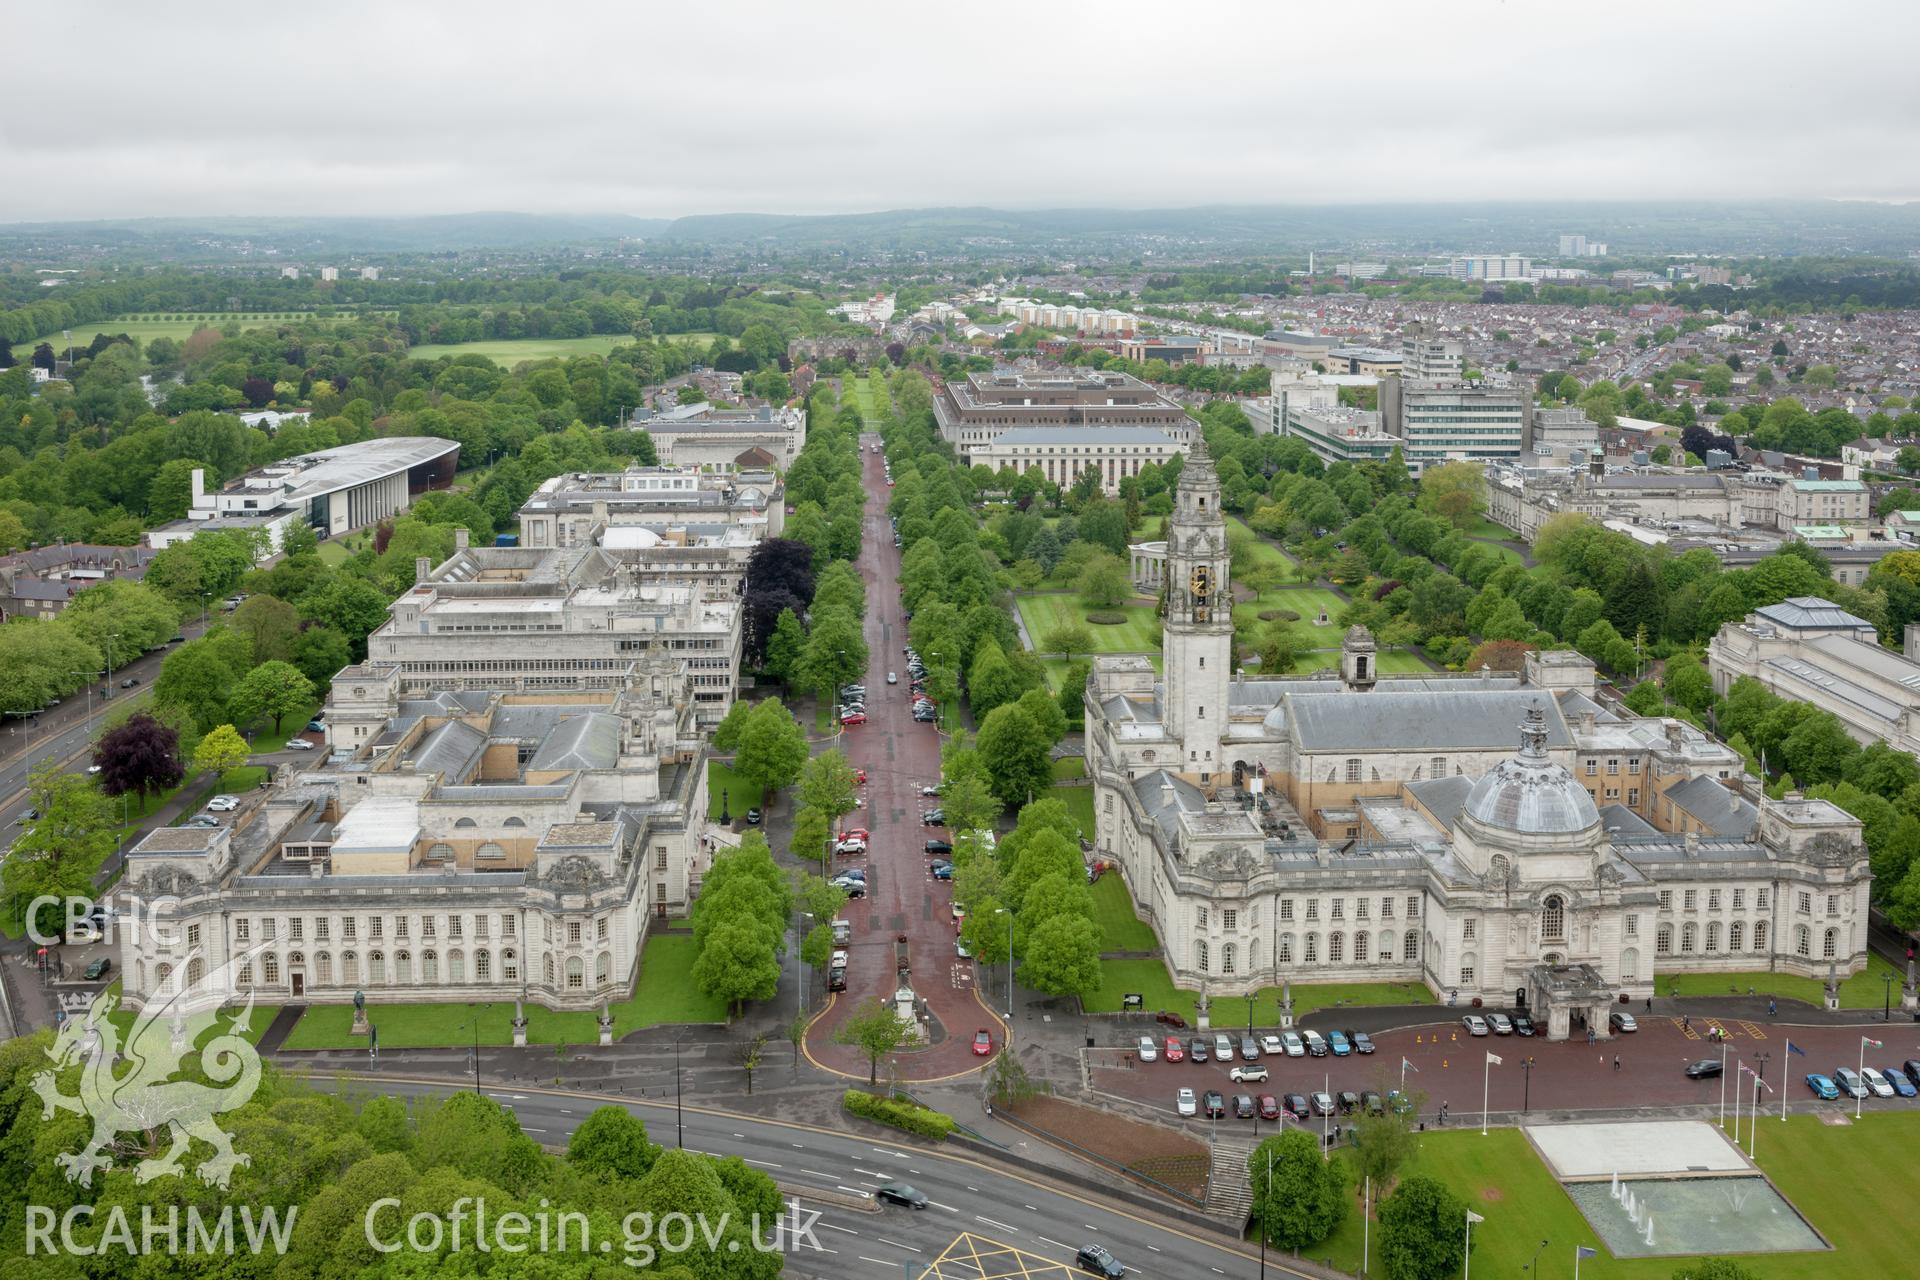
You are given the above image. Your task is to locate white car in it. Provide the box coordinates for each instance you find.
[887,672,898,685]
[206,795,240,812]
[284,738,315,751]
[1260,1034,1285,1056]
[1136,1035,1158,1063]
[1176,1087,1197,1117]
[1462,1014,1490,1036]
[1862,1066,1896,1098]
[1280,1030,1306,1057]
[1229,1063,1270,1084]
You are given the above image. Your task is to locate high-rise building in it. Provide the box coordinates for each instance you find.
[1378,377,1532,471]
[1449,254,1531,281]
[1558,234,1587,257]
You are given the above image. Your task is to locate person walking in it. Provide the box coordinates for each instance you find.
[1768,998,1777,1017]
[1645,996,1652,1014]
[1612,1054,1621,1072]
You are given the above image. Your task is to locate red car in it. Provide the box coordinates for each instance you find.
[840,827,869,842]
[1258,1094,1281,1121]
[841,711,867,726]
[972,1030,993,1056]
[1163,1036,1185,1062]
[855,770,868,784]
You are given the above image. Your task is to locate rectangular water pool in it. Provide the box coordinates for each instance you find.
[1564,1176,1826,1258]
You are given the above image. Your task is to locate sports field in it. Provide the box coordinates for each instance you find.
[408,336,637,364]
[27,312,301,349]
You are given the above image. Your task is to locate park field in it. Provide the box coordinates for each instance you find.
[27,312,309,349]
[1315,1114,1919,1279]
[277,933,725,1049]
[1657,951,1901,1010]
[407,335,642,365]
[1017,593,1161,654]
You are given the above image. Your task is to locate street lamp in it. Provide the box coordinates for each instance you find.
[70,671,104,736]
[104,633,120,687]
[796,911,815,1014]
[1521,1056,1536,1114]
[674,1034,688,1148]
[1885,970,1894,1022]
[994,907,1013,1020]
[1524,1239,1550,1275]
[466,1003,491,1093]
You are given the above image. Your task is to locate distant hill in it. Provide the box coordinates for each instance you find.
[0,212,672,252]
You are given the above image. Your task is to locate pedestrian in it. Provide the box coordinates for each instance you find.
[1439,1100,1448,1126]
[1768,998,1777,1017]
[1645,997,1652,1013]
[1682,1014,1691,1034]
[1613,1054,1621,1072]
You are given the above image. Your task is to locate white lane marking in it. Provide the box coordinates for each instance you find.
[965,1186,979,1193]
[800,1169,837,1179]
[1037,1235,1074,1252]
[817,1223,859,1236]
[858,1257,894,1267]
[974,1216,1016,1232]
[744,1158,782,1169]
[854,1167,885,1177]
[1085,1224,1098,1231]
[1146,1243,1161,1252]
[928,1200,957,1212]
[876,1238,922,1253]
[837,1185,870,1196]
[520,1126,548,1133]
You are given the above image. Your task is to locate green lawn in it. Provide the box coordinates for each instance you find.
[1017,594,1162,653]
[248,700,323,754]
[1051,756,1086,781]
[99,979,281,1050]
[278,933,725,1049]
[406,336,639,365]
[1313,1115,1920,1279]
[1467,539,1527,566]
[1051,782,1095,844]
[1227,516,1306,584]
[1084,958,1433,1024]
[846,372,889,429]
[1089,874,1158,952]
[28,313,310,348]
[1232,585,1349,647]
[1459,516,1520,541]
[707,759,757,820]
[1657,951,1902,1009]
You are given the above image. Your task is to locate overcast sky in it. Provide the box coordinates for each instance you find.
[2,0,1914,222]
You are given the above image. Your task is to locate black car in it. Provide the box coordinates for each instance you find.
[1903,1060,1920,1090]
[1282,1093,1309,1119]
[838,881,867,899]
[1512,1013,1536,1037]
[923,810,945,826]
[1348,1030,1376,1054]
[925,839,952,854]
[1188,1036,1209,1063]
[827,966,847,992]
[83,957,111,981]
[1361,1090,1385,1115]
[875,1182,927,1209]
[1075,1244,1126,1280]
[1232,1093,1256,1119]
[1201,1090,1226,1118]
[744,808,762,825]
[1686,1059,1724,1080]
[1337,1090,1361,1115]
[913,710,937,723]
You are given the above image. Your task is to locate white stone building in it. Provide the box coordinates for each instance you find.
[630,403,807,471]
[1084,440,1871,1038]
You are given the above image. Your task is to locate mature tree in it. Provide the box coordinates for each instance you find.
[1662,651,1714,714]
[976,703,1054,810]
[940,771,1003,838]
[92,713,185,804]
[62,580,180,659]
[711,699,754,753]
[228,660,316,733]
[1015,685,1068,747]
[1249,1129,1349,1250]
[1040,621,1094,657]
[231,595,302,665]
[147,458,213,522]
[1078,552,1133,608]
[798,749,859,825]
[692,919,783,1013]
[1349,1105,1420,1195]
[566,1106,660,1182]
[790,804,832,865]
[2,762,117,938]
[192,723,251,779]
[156,639,244,733]
[1417,461,1487,529]
[290,624,352,687]
[1019,914,1102,997]
[800,610,868,705]
[301,575,393,653]
[733,697,809,804]
[1377,1175,1473,1280]
[764,608,808,686]
[833,997,914,1083]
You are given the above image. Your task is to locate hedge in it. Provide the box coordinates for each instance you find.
[1085,611,1128,625]
[1256,608,1302,622]
[842,1089,955,1140]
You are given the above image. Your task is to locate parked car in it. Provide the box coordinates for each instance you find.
[206,795,240,812]
[1232,1094,1256,1120]
[1347,1030,1376,1054]
[1886,1067,1917,1098]
[1338,1091,1361,1115]
[1202,1091,1226,1118]
[1163,1036,1185,1062]
[1075,1245,1125,1280]
[1176,1088,1198,1117]
[920,785,943,797]
[1239,1035,1261,1061]
[1258,1033,1284,1056]
[1302,1029,1328,1056]
[1257,1094,1281,1121]
[874,1182,927,1209]
[1135,1035,1158,1063]
[1904,1060,1920,1090]
[306,720,325,732]
[1512,1013,1535,1037]
[840,711,867,726]
[1214,1032,1234,1061]
[1282,1092,1309,1118]
[1228,1063,1269,1084]
[119,677,139,688]
[1361,1090,1385,1116]
[1686,1059,1723,1079]
[834,879,867,899]
[1835,1067,1868,1099]
[972,1030,993,1057]
[1310,1091,1336,1116]
[922,810,945,826]
[886,672,898,684]
[183,815,220,828]
[925,839,952,854]
[284,738,315,750]
[1280,1030,1306,1057]
[744,808,763,825]
[930,863,953,880]
[1462,1014,1490,1036]
[1861,1066,1895,1098]
[827,965,847,992]
[1327,1030,1351,1056]
[82,957,111,981]
[1610,1011,1639,1033]
[1805,1073,1840,1100]
[1188,1037,1210,1063]
[1486,1012,1514,1036]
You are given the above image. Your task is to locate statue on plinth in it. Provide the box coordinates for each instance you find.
[350,988,370,1035]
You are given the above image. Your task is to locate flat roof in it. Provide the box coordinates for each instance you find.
[236,437,459,505]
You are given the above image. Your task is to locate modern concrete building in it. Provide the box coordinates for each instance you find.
[117,679,711,1014]
[1378,378,1532,472]
[359,539,743,731]
[1277,405,1402,467]
[1325,346,1404,377]
[1401,335,1466,382]
[1450,254,1532,281]
[977,425,1185,494]
[146,437,459,552]
[1082,444,1871,1035]
[630,403,807,471]
[933,370,1191,459]
[1709,597,1920,757]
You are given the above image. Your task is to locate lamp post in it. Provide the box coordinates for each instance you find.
[466,1002,490,1093]
[103,634,120,687]
[674,1035,687,1148]
[1525,1239,1550,1276]
[1885,970,1894,1022]
[1521,1056,1536,1114]
[797,911,814,1014]
[70,671,103,737]
[994,907,1013,1020]
[1749,1051,1771,1159]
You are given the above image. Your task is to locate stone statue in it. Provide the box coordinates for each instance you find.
[350,988,370,1036]
[354,989,365,1013]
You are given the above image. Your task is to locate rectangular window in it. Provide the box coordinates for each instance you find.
[503,916,516,938]
[1381,897,1394,918]
[187,923,202,948]
[597,916,610,941]
[1684,890,1697,911]
[1345,758,1362,783]
[1280,899,1294,921]
[1460,966,1475,986]
[1356,899,1369,920]
[1627,788,1639,807]
[370,918,383,940]
[1606,759,1620,775]
[236,919,252,942]
[1407,896,1420,918]
[423,917,436,938]
[1222,910,1237,931]
[1798,892,1812,915]
[1757,889,1770,910]
[1733,889,1745,910]
[1585,759,1598,776]
[1827,894,1839,916]
[450,917,463,940]
[263,919,277,941]
[568,921,582,944]
[1331,899,1345,920]
[396,917,408,939]
[1659,890,1673,911]
[1628,757,1641,775]
[289,919,303,942]
[655,845,668,871]
[1626,914,1638,936]
[1306,901,1319,921]
[1463,919,1477,941]
[1708,890,1721,911]
[1196,906,1209,929]
[1431,756,1447,779]
[344,918,357,941]
[316,919,329,942]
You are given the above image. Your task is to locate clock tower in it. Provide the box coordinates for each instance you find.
[1163,434,1232,778]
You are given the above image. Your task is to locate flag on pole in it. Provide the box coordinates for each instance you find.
[1577,1247,1598,1259]
[1465,1210,1486,1224]
[1486,1052,1504,1066]
[1864,1037,1885,1049]
[1401,1057,1420,1074]
[1786,1040,1806,1057]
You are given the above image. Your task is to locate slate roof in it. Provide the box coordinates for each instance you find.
[1598,804,1659,838]
[1663,776,1758,839]
[529,713,623,772]
[1284,690,1571,752]
[1752,597,1875,633]
[1406,774,1474,830]
[409,719,487,781]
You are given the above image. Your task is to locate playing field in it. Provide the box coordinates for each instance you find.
[407,336,638,365]
[1017,594,1161,653]
[27,312,302,349]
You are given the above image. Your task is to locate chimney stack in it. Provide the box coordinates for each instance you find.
[415,556,431,584]
[454,527,470,551]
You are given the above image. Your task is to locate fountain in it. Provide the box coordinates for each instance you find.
[1644,1215,1655,1248]
[1610,1171,1620,1199]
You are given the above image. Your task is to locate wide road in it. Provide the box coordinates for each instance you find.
[341,1074,1280,1280]
[805,434,1005,1082]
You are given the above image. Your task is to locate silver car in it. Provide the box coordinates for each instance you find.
[1136,1035,1158,1063]
[1176,1087,1198,1117]
[1462,1014,1490,1036]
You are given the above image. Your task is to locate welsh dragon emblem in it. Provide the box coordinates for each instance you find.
[32,946,265,1188]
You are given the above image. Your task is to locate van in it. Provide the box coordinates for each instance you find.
[1214,1032,1234,1062]
[830,919,851,946]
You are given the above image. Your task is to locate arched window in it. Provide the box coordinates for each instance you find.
[426,843,454,862]
[596,951,611,987]
[455,817,478,829]
[1822,928,1838,960]
[1680,923,1697,954]
[369,951,385,984]
[1706,922,1721,953]
[476,950,491,982]
[450,949,466,983]
[1305,934,1319,964]
[476,842,506,861]
[1655,924,1673,955]
[1355,932,1370,962]
[423,950,439,982]
[316,953,331,985]
[1221,943,1236,976]
[1278,934,1294,964]
[1542,895,1565,942]
[1248,938,1261,972]
[1795,926,1811,957]
[566,956,584,990]
[1488,855,1510,884]
[393,950,411,984]
[263,954,280,984]
[1620,947,1640,982]
[543,954,555,986]
[1729,921,1744,951]
[1329,932,1345,963]
[504,817,526,828]
[503,948,519,980]
[1194,940,1210,973]
[187,957,205,986]
[342,951,358,984]
[1753,921,1768,952]
[1404,930,1418,962]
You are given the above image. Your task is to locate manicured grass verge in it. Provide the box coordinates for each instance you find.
[1051,755,1086,780]
[1314,1114,1919,1279]
[1051,783,1095,844]
[277,933,725,1048]
[99,980,281,1050]
[707,759,757,820]
[1657,951,1901,1009]
[1016,593,1162,653]
[1231,585,1349,646]
[1083,958,1433,1025]
[1089,874,1158,952]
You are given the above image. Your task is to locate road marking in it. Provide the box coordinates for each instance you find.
[838,1185,875,1196]
[855,1166,884,1177]
[1037,1235,1073,1251]
[520,1126,548,1133]
[928,1200,957,1212]
[876,1238,921,1253]
[800,1169,837,1179]
[975,1216,1016,1232]
[1146,1243,1161,1252]
[1024,1205,1038,1212]
[744,1158,782,1169]
[817,1223,859,1235]
[858,1257,894,1267]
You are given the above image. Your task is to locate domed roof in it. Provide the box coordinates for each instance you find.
[1461,707,1598,835]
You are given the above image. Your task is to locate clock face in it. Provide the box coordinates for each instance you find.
[1190,565,1210,600]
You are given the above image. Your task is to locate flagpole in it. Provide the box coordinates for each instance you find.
[1363,1176,1370,1275]
[1719,1036,1728,1128]
[1858,1036,1866,1120]
[1780,1040,1790,1122]
[1464,1213,1473,1280]
[1574,1244,1581,1280]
